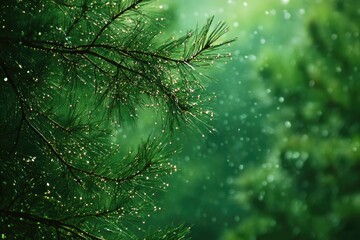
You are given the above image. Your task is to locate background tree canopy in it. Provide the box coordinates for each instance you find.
[223,0,360,239]
[145,0,360,240]
[0,0,232,239]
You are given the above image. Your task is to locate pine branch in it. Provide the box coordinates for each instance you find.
[59,204,125,222]
[23,115,85,184]
[65,0,91,36]
[182,16,235,63]
[1,62,105,185]
[1,62,83,183]
[0,1,233,237]
[89,0,147,46]
[1,64,173,185]
[15,38,216,128]
[144,224,191,240]
[0,209,104,240]
[6,15,233,126]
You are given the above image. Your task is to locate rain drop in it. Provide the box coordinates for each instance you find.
[284,11,291,20]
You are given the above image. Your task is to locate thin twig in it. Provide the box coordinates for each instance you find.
[89,0,145,46]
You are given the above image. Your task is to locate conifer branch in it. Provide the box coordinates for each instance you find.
[1,61,83,185]
[65,0,91,36]
[0,1,232,237]
[17,39,208,119]
[89,0,147,46]
[0,209,103,240]
[0,64,171,185]
[1,32,217,186]
[22,115,84,184]
[59,205,125,222]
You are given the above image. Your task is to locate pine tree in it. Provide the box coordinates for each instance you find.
[223,0,360,239]
[0,0,233,238]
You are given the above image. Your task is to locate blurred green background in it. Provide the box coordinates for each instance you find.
[148,0,360,239]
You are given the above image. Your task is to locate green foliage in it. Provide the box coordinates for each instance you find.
[0,0,232,238]
[144,224,191,240]
[224,1,360,240]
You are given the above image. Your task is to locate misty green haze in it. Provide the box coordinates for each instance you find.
[154,0,360,240]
